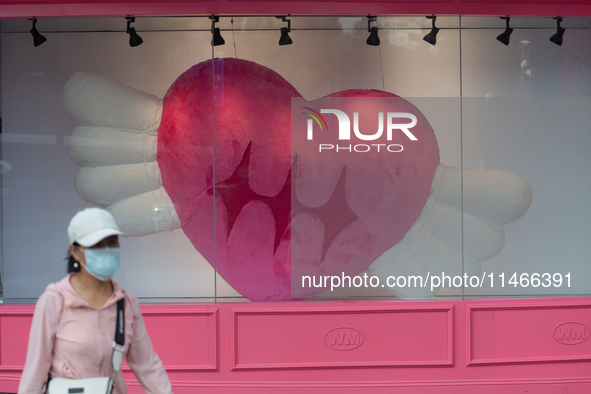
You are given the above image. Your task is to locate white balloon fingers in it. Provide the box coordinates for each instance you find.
[64,73,181,236]
[75,162,161,207]
[63,73,162,132]
[462,210,505,261]
[107,188,180,236]
[438,166,532,225]
[420,201,505,262]
[407,226,463,277]
[67,126,157,167]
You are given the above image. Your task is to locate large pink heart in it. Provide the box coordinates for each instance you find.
[157,59,439,301]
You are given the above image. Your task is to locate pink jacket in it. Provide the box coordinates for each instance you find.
[18,275,173,394]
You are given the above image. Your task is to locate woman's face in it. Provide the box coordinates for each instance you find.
[71,235,120,265]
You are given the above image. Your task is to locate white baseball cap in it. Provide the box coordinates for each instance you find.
[68,208,124,247]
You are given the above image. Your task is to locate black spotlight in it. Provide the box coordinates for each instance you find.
[29,19,47,47]
[550,17,565,46]
[496,17,513,46]
[210,16,225,46]
[423,16,439,46]
[276,16,292,45]
[125,17,143,47]
[366,16,379,46]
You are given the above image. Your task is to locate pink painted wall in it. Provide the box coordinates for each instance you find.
[0,298,590,393]
[0,0,591,18]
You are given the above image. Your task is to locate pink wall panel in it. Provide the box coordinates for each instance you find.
[0,299,590,393]
[230,306,453,370]
[124,308,218,372]
[468,303,591,366]
[0,311,33,372]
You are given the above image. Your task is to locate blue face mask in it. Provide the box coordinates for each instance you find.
[82,247,121,282]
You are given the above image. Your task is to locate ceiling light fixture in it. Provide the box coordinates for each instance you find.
[366,16,380,46]
[276,16,292,46]
[29,19,47,47]
[496,17,513,46]
[210,16,225,46]
[125,17,143,47]
[549,17,565,46]
[423,16,439,46]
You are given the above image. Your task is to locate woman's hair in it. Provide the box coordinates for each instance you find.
[67,242,81,273]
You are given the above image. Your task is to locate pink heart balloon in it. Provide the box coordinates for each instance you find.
[157,59,439,301]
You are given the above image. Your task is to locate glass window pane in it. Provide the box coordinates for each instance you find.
[461,16,591,298]
[210,16,462,302]
[1,17,217,302]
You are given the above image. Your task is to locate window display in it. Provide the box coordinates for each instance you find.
[2,16,589,302]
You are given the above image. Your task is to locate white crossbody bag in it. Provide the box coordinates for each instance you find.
[45,299,125,394]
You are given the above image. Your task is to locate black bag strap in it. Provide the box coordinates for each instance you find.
[111,297,125,380]
[114,298,125,345]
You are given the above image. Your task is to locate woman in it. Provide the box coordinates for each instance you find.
[18,208,173,394]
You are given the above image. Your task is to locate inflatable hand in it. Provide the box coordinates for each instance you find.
[63,59,532,301]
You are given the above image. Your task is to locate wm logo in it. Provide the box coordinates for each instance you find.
[553,323,589,345]
[327,332,360,346]
[324,328,365,350]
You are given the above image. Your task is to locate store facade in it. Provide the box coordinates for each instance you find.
[0,0,590,392]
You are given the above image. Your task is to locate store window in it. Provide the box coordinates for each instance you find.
[1,16,589,303]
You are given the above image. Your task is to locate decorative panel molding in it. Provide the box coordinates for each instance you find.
[230,305,454,370]
[0,310,34,372]
[0,300,590,393]
[0,307,219,373]
[127,377,591,393]
[125,308,219,372]
[467,302,591,366]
